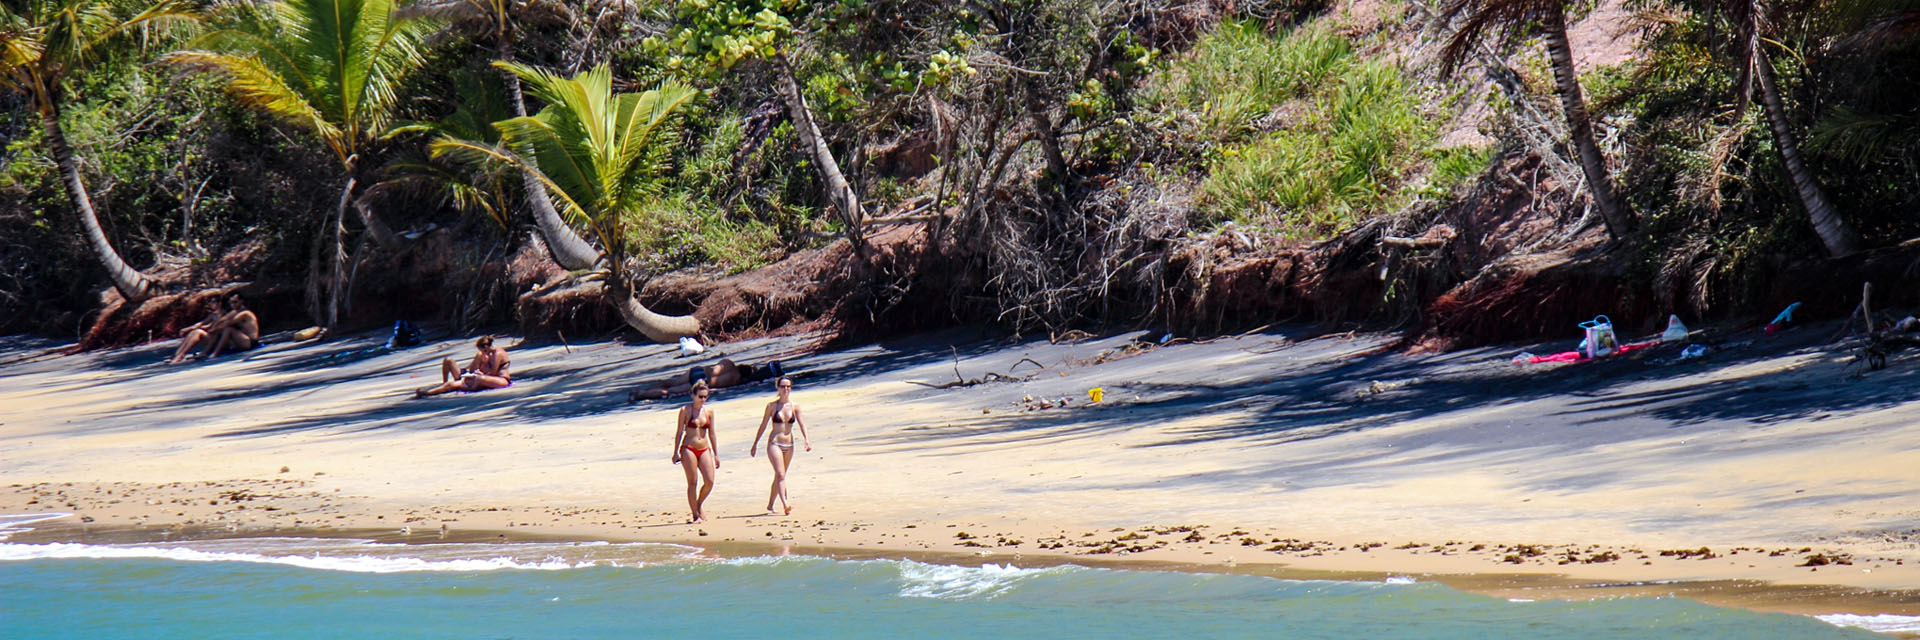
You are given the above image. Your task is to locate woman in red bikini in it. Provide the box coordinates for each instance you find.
[750,376,811,515]
[671,380,720,523]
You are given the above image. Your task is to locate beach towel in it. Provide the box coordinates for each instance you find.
[1525,340,1661,365]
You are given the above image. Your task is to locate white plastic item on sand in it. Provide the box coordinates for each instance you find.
[1661,315,1689,343]
[677,336,706,356]
[1579,315,1618,359]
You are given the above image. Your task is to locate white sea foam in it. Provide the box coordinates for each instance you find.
[1384,576,1416,585]
[1816,613,1920,634]
[0,537,698,574]
[0,513,71,540]
[895,560,1060,599]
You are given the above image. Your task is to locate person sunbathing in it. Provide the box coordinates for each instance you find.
[168,297,225,364]
[628,358,785,401]
[416,336,512,398]
[204,295,260,359]
[169,295,259,364]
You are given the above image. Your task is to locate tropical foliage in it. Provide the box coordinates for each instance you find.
[165,0,436,326]
[0,0,198,303]
[434,62,702,341]
[2,0,1918,342]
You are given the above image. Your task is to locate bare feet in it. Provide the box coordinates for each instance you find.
[415,386,436,398]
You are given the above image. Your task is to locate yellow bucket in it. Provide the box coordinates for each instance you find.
[1088,387,1104,403]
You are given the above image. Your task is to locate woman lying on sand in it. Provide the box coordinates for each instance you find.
[416,337,511,398]
[672,380,719,523]
[750,376,811,515]
[628,359,786,401]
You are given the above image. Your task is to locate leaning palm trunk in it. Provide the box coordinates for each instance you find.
[498,42,601,271]
[326,175,356,328]
[1753,51,1860,257]
[1541,7,1635,239]
[41,107,154,304]
[772,54,865,252]
[609,279,701,342]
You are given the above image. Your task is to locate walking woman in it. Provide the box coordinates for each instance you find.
[750,376,810,515]
[672,380,720,523]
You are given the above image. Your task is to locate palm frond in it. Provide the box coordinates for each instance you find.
[173,0,434,162]
[1809,106,1919,164]
[163,49,344,153]
[430,136,590,228]
[1438,0,1555,77]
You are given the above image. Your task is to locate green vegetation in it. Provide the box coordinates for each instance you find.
[1157,22,1437,237]
[2,0,1917,340]
[1146,21,1353,141]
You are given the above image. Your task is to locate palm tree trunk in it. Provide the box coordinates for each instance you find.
[1753,51,1860,257]
[499,41,602,271]
[326,175,356,329]
[609,280,702,342]
[772,54,866,253]
[40,105,153,303]
[1542,7,1635,239]
[351,198,405,251]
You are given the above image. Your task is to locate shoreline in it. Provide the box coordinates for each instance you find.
[6,510,1919,633]
[5,325,1918,633]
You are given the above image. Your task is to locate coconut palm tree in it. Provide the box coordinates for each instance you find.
[652,1,868,253]
[164,0,435,327]
[432,62,701,341]
[1440,0,1637,240]
[1708,0,1863,256]
[0,0,198,304]
[400,0,604,270]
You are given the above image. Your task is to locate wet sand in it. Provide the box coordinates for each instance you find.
[2,323,1917,625]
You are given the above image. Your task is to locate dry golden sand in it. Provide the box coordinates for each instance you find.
[2,327,1917,626]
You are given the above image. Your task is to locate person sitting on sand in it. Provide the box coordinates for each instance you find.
[672,380,720,524]
[169,295,259,364]
[204,295,260,359]
[629,358,786,401]
[750,376,810,515]
[168,297,225,364]
[416,336,511,398]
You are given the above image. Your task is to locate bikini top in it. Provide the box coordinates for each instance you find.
[771,404,797,425]
[684,409,713,431]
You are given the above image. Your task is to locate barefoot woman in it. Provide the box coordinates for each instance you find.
[750,376,810,515]
[672,380,720,523]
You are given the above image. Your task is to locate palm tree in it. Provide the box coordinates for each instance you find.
[433,63,701,341]
[401,0,604,270]
[382,70,517,232]
[0,0,198,304]
[1440,0,1637,240]
[1711,0,1862,257]
[652,1,868,253]
[164,0,435,327]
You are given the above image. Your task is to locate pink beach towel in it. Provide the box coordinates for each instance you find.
[1526,340,1661,365]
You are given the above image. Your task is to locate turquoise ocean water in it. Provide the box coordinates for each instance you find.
[2,515,1909,639]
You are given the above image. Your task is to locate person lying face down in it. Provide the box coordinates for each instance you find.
[416,336,512,398]
[629,358,786,401]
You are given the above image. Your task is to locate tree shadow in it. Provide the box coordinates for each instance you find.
[858,323,1908,458]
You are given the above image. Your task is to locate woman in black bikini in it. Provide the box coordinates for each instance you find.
[672,380,720,523]
[750,376,810,515]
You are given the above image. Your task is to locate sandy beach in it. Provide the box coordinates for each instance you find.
[3,323,1917,624]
